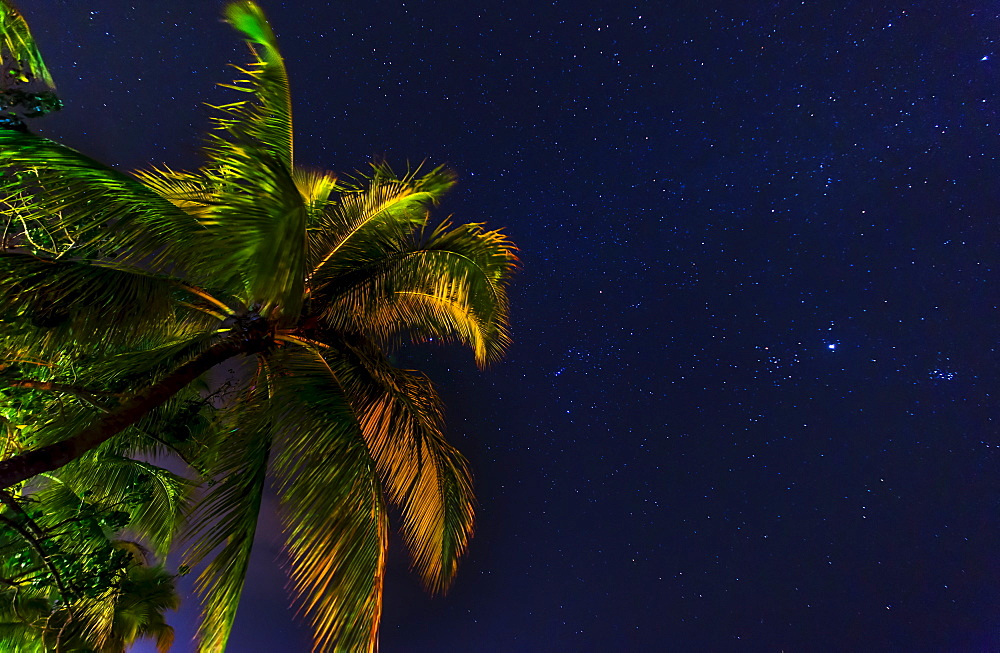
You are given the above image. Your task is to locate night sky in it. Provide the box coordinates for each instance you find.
[19,0,1000,650]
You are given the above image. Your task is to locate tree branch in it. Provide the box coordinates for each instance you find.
[0,331,271,489]
[0,513,73,600]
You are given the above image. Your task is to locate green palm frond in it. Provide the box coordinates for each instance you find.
[0,591,49,653]
[52,456,192,555]
[0,130,204,273]
[132,166,254,300]
[270,348,387,652]
[185,370,272,653]
[193,1,306,320]
[200,123,307,320]
[0,253,206,359]
[219,1,293,167]
[0,0,54,89]
[227,158,307,320]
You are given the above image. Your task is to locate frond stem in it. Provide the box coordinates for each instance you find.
[274,333,330,349]
[178,301,228,321]
[173,282,238,317]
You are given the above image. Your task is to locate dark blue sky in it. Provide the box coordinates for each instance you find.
[22,0,1000,650]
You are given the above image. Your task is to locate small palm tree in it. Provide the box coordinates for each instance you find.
[0,462,184,653]
[0,1,516,650]
[83,556,180,653]
[0,554,180,653]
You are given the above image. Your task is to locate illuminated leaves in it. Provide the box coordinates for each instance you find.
[0,1,518,651]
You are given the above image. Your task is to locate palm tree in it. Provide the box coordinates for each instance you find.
[0,440,185,652]
[80,556,180,653]
[0,1,516,651]
[0,548,180,653]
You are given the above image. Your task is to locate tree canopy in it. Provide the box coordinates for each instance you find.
[0,2,516,650]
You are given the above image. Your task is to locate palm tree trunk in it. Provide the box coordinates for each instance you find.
[0,332,270,489]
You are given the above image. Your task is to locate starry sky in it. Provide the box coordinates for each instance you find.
[19,0,1000,650]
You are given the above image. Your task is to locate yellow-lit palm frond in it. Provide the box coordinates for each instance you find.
[270,349,387,653]
[307,164,456,281]
[331,346,475,593]
[294,166,338,225]
[132,165,217,221]
[319,222,517,366]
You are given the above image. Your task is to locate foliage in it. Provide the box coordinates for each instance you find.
[0,385,184,652]
[0,542,180,653]
[0,1,516,651]
[0,0,61,130]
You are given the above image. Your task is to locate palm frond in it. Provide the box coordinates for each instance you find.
[0,130,204,273]
[294,166,338,225]
[184,368,272,653]
[0,252,208,360]
[199,129,307,321]
[132,165,217,221]
[0,0,54,89]
[0,590,49,652]
[108,562,179,653]
[184,1,308,320]
[52,456,192,555]
[317,222,517,366]
[130,167,268,305]
[307,164,456,281]
[52,556,179,653]
[270,347,387,653]
[219,1,293,167]
[331,346,475,593]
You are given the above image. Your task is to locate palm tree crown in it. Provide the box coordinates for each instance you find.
[0,2,517,650]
